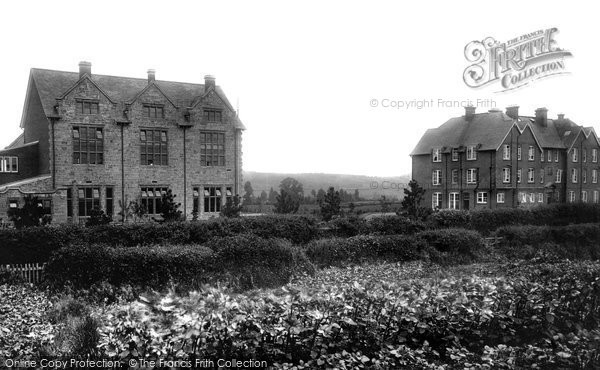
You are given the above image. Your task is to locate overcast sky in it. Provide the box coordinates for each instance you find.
[1,1,598,177]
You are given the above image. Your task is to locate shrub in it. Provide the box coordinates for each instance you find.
[0,225,83,264]
[325,216,367,237]
[495,223,600,260]
[85,207,112,227]
[415,228,486,264]
[429,209,471,229]
[45,243,216,291]
[366,215,427,235]
[305,235,428,267]
[206,234,315,290]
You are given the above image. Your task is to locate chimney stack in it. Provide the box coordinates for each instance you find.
[464,106,476,121]
[147,69,156,84]
[78,61,92,79]
[535,107,548,127]
[204,75,216,93]
[557,113,565,120]
[506,106,519,119]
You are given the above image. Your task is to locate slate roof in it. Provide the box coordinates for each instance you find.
[29,68,244,129]
[4,133,24,149]
[410,110,588,156]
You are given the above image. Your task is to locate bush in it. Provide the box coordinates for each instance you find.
[495,223,600,260]
[305,235,428,267]
[429,209,471,229]
[45,235,315,292]
[0,215,320,264]
[415,228,486,264]
[365,215,427,235]
[205,234,314,290]
[325,217,367,237]
[45,244,216,291]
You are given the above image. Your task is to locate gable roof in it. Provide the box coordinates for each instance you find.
[29,68,245,129]
[410,110,584,156]
[5,133,24,149]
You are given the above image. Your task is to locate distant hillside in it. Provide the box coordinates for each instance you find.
[243,171,410,200]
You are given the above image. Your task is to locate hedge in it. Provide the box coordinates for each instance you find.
[325,215,426,238]
[305,235,428,267]
[306,228,486,267]
[494,223,600,260]
[0,215,319,264]
[429,203,600,234]
[45,234,315,292]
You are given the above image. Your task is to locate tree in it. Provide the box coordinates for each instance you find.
[316,188,326,204]
[379,195,391,213]
[279,177,304,200]
[243,181,254,205]
[274,189,300,214]
[7,195,44,228]
[400,179,430,219]
[159,189,183,222]
[319,187,341,221]
[119,196,147,223]
[259,190,268,204]
[268,187,278,204]
[221,195,243,218]
[354,189,360,201]
[86,206,112,226]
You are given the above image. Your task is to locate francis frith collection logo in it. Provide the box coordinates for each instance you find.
[463,28,572,92]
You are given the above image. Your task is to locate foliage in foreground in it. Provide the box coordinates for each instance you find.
[98,260,600,369]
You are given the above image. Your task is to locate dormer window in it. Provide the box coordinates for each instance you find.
[432,148,442,162]
[466,145,477,160]
[203,109,222,122]
[76,100,99,115]
[143,104,164,119]
[0,156,18,173]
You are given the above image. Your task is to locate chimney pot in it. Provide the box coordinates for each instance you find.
[464,106,476,121]
[506,105,519,119]
[204,75,216,93]
[147,69,156,84]
[78,61,92,79]
[535,107,548,127]
[557,113,565,120]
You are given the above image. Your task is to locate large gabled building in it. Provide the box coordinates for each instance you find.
[0,62,245,224]
[410,106,600,210]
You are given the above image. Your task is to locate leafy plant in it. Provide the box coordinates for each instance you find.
[319,187,341,221]
[221,195,243,218]
[159,189,182,222]
[85,207,112,227]
[7,194,44,228]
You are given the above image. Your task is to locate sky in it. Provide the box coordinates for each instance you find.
[1,0,598,177]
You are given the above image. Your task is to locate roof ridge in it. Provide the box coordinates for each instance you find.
[32,68,208,87]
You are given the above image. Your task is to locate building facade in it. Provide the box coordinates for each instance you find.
[0,62,244,224]
[411,106,600,210]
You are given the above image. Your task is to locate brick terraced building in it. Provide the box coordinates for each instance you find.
[0,62,244,224]
[411,106,600,210]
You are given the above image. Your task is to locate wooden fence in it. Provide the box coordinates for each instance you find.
[1,263,46,284]
[484,236,504,246]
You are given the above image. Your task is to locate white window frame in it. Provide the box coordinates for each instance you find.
[432,148,442,163]
[518,192,526,203]
[497,192,505,203]
[572,148,578,162]
[594,190,599,204]
[528,146,535,161]
[448,192,459,210]
[517,146,522,160]
[583,149,587,163]
[502,167,511,183]
[476,191,488,204]
[502,145,510,160]
[556,169,562,183]
[569,191,575,203]
[571,168,578,183]
[432,170,441,185]
[432,192,442,209]
[451,148,458,162]
[555,150,559,162]
[451,169,458,184]
[537,193,543,203]
[527,168,534,183]
[0,156,19,173]
[583,170,587,183]
[529,193,535,203]
[547,149,552,162]
[517,168,522,183]
[467,168,477,184]
[541,149,545,162]
[593,149,598,163]
[593,169,598,184]
[582,191,588,203]
[466,145,477,160]
[540,169,544,184]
